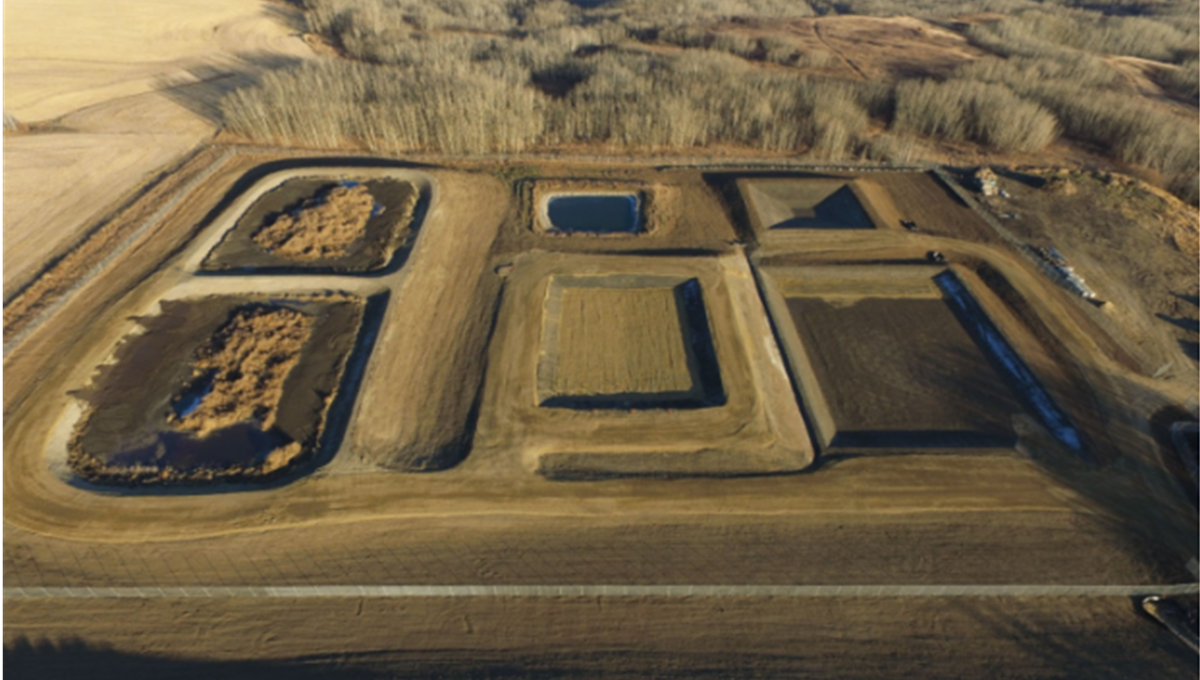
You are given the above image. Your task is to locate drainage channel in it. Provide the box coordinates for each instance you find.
[936,271,1085,455]
[6,583,1197,599]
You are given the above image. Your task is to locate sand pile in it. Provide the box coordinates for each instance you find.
[170,306,313,438]
[253,184,375,260]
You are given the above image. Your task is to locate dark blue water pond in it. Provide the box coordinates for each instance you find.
[547,194,640,234]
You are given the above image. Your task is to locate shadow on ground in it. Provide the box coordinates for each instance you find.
[7,629,1195,680]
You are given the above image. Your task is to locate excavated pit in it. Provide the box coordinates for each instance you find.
[742,178,875,230]
[202,177,420,273]
[67,294,365,486]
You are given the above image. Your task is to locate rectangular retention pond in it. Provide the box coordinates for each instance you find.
[545,194,641,234]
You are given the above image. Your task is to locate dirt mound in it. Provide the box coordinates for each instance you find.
[252,184,375,260]
[170,306,314,437]
[1042,174,1077,196]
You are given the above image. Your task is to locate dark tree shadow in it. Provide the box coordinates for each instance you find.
[1157,313,1200,334]
[263,2,308,34]
[154,51,305,127]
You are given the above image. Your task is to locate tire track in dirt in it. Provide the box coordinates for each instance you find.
[812,20,867,80]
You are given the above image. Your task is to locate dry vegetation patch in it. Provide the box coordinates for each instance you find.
[252,183,375,260]
[215,0,1198,203]
[203,177,420,272]
[169,306,314,438]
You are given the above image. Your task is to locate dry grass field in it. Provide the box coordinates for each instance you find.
[4,0,1198,677]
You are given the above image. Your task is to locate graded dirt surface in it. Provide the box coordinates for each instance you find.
[786,294,1023,448]
[548,284,701,404]
[2,0,313,295]
[205,177,421,272]
[6,595,1197,679]
[838,170,1002,244]
[4,151,1197,677]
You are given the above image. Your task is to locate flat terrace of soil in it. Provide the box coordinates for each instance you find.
[540,278,721,409]
[787,295,1023,448]
[867,170,1001,243]
[202,176,420,273]
[759,264,1077,453]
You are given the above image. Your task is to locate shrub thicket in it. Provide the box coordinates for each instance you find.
[222,0,1198,202]
[223,47,879,156]
[894,79,1060,152]
[967,9,1197,64]
[951,55,1199,185]
[1153,59,1200,103]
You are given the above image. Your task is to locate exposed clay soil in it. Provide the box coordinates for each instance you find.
[976,168,1199,373]
[252,183,375,260]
